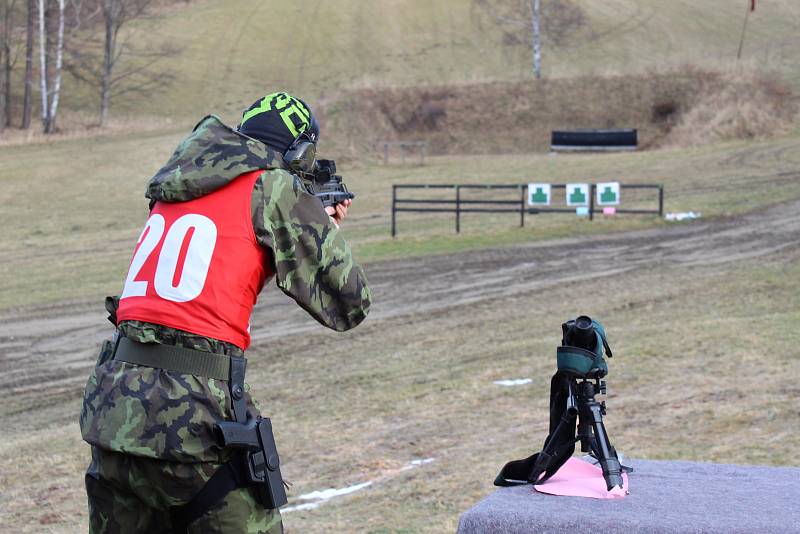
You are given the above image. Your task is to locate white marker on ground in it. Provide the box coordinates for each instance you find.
[283,482,373,514]
[493,378,533,387]
[665,211,702,221]
[283,458,437,513]
[282,502,321,512]
[297,481,374,502]
[401,457,436,471]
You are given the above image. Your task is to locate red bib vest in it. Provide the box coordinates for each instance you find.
[116,171,269,350]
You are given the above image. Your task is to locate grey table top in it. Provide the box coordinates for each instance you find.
[457,459,800,534]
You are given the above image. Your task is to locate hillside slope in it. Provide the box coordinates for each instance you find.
[320,69,796,155]
[87,0,800,123]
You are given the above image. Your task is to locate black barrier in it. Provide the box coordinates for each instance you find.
[390,183,663,237]
[551,129,637,152]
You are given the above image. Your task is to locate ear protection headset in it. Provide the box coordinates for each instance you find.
[283,123,318,175]
[283,98,319,174]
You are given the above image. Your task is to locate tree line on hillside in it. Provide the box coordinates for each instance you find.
[0,0,181,134]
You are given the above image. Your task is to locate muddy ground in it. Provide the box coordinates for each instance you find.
[2,199,798,430]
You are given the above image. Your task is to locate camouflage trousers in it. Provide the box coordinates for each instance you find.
[85,447,283,534]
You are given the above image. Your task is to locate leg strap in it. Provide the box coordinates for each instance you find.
[172,460,248,530]
[171,356,252,530]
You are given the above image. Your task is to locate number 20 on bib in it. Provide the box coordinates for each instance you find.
[121,213,218,303]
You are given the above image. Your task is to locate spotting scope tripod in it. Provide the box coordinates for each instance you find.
[532,371,623,490]
[495,316,628,492]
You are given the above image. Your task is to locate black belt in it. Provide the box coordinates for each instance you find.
[113,337,232,380]
[112,336,248,423]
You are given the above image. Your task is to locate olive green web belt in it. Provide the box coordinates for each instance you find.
[113,337,232,380]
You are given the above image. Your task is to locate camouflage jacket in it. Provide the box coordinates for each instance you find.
[80,115,371,463]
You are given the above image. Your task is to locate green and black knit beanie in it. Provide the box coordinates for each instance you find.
[237,92,319,154]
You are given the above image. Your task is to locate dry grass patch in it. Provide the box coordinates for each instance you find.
[664,68,799,147]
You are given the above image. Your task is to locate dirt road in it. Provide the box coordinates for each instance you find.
[2,200,799,429]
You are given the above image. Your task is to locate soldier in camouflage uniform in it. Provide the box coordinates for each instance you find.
[80,93,371,533]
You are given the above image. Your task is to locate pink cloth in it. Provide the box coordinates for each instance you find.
[534,457,629,499]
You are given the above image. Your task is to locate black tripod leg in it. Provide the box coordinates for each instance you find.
[585,401,623,490]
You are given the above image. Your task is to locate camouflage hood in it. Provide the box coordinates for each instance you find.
[146,115,286,202]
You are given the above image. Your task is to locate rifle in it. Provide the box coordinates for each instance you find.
[307,159,355,208]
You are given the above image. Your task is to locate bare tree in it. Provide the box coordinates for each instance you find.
[4,0,181,132]
[48,0,63,130]
[63,0,176,126]
[37,0,64,132]
[529,0,541,79]
[21,0,33,128]
[99,0,118,125]
[472,0,587,73]
[98,0,173,126]
[37,0,46,125]
[1,0,19,129]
